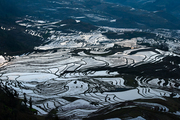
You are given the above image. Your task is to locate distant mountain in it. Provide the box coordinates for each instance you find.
[104,0,180,19]
[10,0,180,29]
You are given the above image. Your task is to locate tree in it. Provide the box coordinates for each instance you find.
[23,93,27,106]
[29,97,32,109]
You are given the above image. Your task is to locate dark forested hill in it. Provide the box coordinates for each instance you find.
[104,0,180,19]
[0,0,43,55]
[0,0,19,20]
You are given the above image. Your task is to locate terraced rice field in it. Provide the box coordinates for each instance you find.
[1,10,180,119]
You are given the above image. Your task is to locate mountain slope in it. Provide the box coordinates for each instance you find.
[104,0,180,19]
[0,0,43,55]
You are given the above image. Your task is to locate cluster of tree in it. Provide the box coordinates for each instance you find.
[0,81,60,120]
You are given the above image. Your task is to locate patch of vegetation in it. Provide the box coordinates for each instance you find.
[121,74,139,87]
[62,97,79,102]
[116,56,180,80]
[55,19,98,33]
[134,97,180,113]
[102,31,156,39]
[71,45,131,57]
[84,98,180,120]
